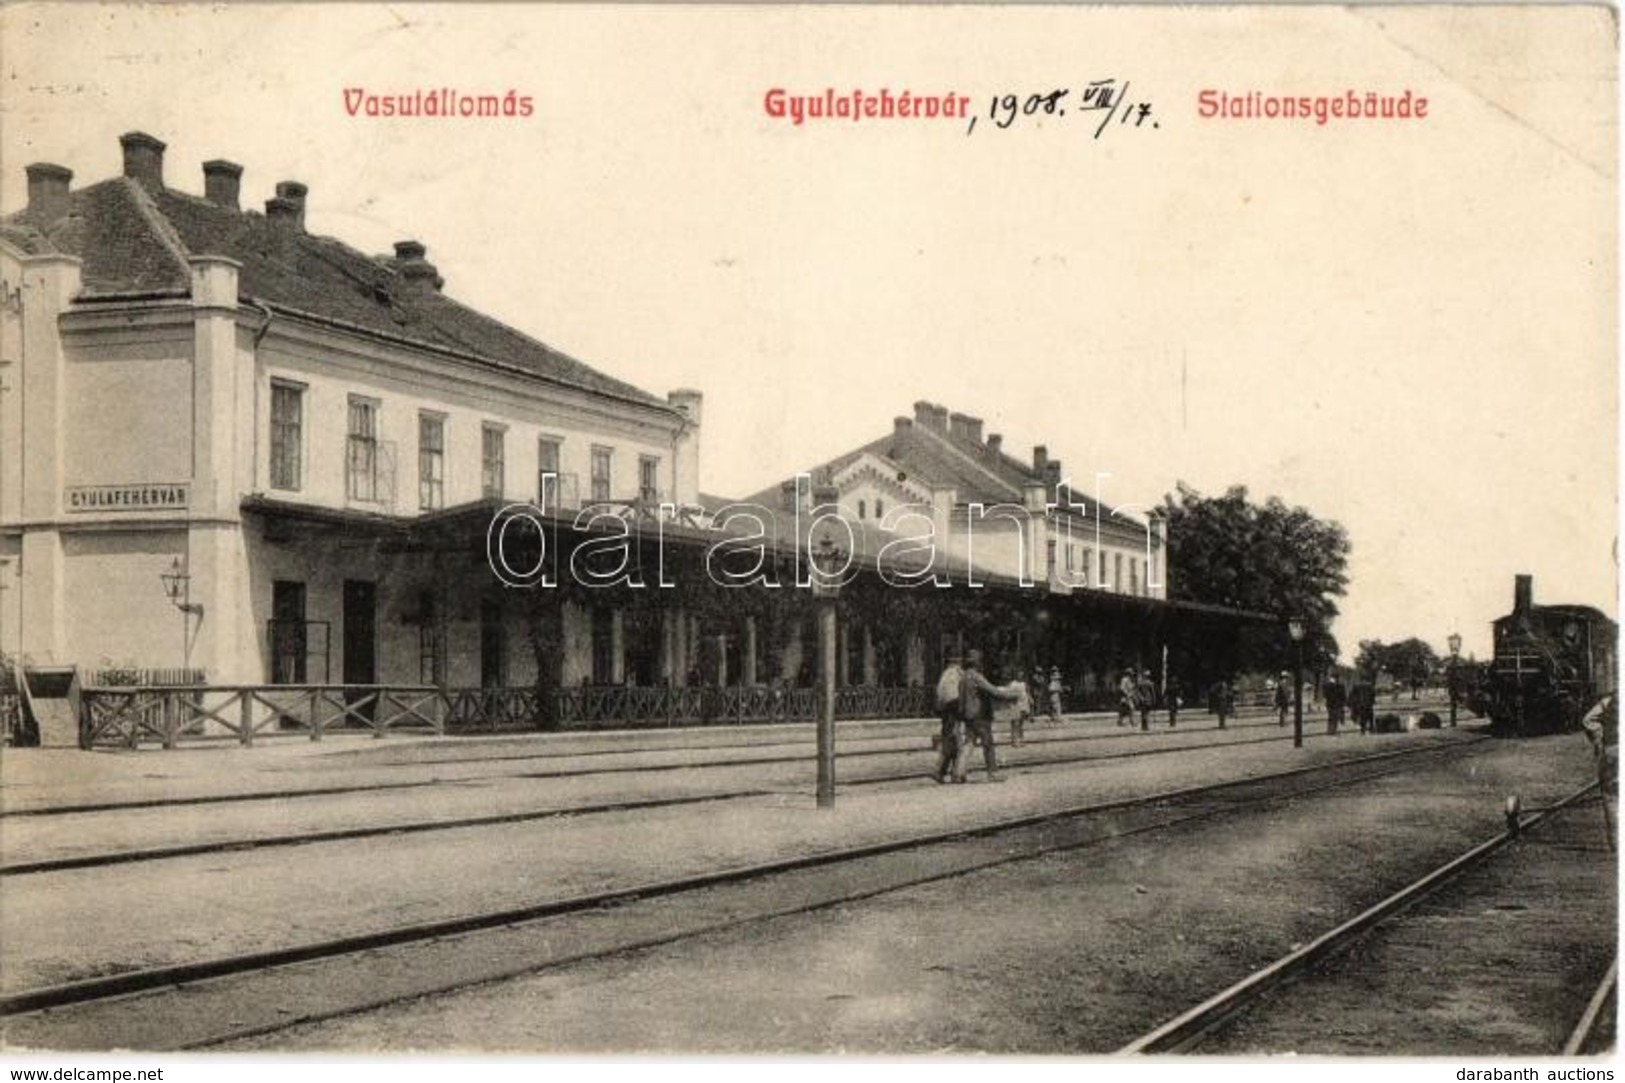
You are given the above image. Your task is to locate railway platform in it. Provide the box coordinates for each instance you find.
[8,703,1587,1055]
[0,704,1320,812]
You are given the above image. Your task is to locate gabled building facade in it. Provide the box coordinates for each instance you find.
[750,401,1168,600]
[0,132,702,689]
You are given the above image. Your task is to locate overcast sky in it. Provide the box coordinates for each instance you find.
[3,3,1616,660]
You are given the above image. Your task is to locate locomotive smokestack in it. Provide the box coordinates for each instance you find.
[1514,574,1533,614]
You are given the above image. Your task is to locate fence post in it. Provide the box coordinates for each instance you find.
[310,688,322,741]
[161,691,177,750]
[239,689,253,747]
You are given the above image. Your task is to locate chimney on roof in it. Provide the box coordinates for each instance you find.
[948,412,979,442]
[1044,460,1062,489]
[203,161,242,209]
[274,181,307,230]
[668,388,704,427]
[894,416,912,436]
[265,196,300,231]
[1514,574,1533,615]
[393,240,443,293]
[1033,445,1048,473]
[912,401,934,427]
[1022,479,1047,512]
[986,433,1003,456]
[119,131,166,191]
[24,163,72,222]
[929,404,949,433]
[780,480,801,512]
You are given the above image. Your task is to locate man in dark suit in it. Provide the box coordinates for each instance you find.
[954,650,1018,783]
[1324,674,1348,735]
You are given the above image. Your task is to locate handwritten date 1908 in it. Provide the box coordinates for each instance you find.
[965,79,1157,138]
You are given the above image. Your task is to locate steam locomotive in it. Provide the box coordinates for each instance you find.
[1485,575,1617,736]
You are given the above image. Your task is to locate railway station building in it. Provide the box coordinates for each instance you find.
[2,132,1263,740]
[0,132,705,700]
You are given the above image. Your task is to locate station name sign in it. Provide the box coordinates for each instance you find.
[65,484,190,512]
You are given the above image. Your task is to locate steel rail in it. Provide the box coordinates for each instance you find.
[1,736,1482,1020]
[1117,777,1603,1055]
[186,749,1458,1051]
[1562,956,1617,1056]
[0,713,1293,819]
[0,726,1462,876]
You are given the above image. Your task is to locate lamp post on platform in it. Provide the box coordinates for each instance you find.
[810,533,845,809]
[160,556,204,671]
[1448,632,1463,727]
[1287,617,1306,749]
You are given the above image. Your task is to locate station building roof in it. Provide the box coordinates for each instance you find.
[3,133,673,413]
[744,402,1150,535]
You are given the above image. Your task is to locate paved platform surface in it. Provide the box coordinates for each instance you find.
[3,716,1508,999]
[2,702,1418,811]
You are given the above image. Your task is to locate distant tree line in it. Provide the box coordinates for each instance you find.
[1160,483,1350,684]
[1354,637,1442,698]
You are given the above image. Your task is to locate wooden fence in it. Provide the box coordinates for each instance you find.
[76,682,936,748]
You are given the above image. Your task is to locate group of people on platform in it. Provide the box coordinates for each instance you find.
[1114,669,1210,730]
[1275,672,1377,734]
[932,654,1229,784]
[929,654,1414,783]
[931,654,1072,783]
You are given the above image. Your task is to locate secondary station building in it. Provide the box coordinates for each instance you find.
[748,402,1168,601]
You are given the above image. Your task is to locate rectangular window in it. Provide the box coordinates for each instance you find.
[482,423,506,499]
[591,607,616,684]
[418,590,441,685]
[1114,553,1123,592]
[346,396,379,502]
[591,445,613,503]
[537,437,561,498]
[1130,557,1139,595]
[480,599,506,688]
[418,413,444,511]
[270,579,307,684]
[269,382,303,491]
[639,455,660,503]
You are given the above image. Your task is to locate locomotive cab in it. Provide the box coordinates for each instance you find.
[1486,575,1617,736]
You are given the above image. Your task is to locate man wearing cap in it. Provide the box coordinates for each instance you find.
[1324,673,1348,736]
[932,655,966,784]
[954,650,1019,782]
[1117,671,1137,727]
[1274,673,1292,726]
[1136,669,1156,731]
[1211,678,1235,729]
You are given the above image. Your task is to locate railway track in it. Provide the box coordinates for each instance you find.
[1,710,1299,818]
[1,735,1490,1050]
[1118,779,1612,1056]
[0,716,1364,876]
